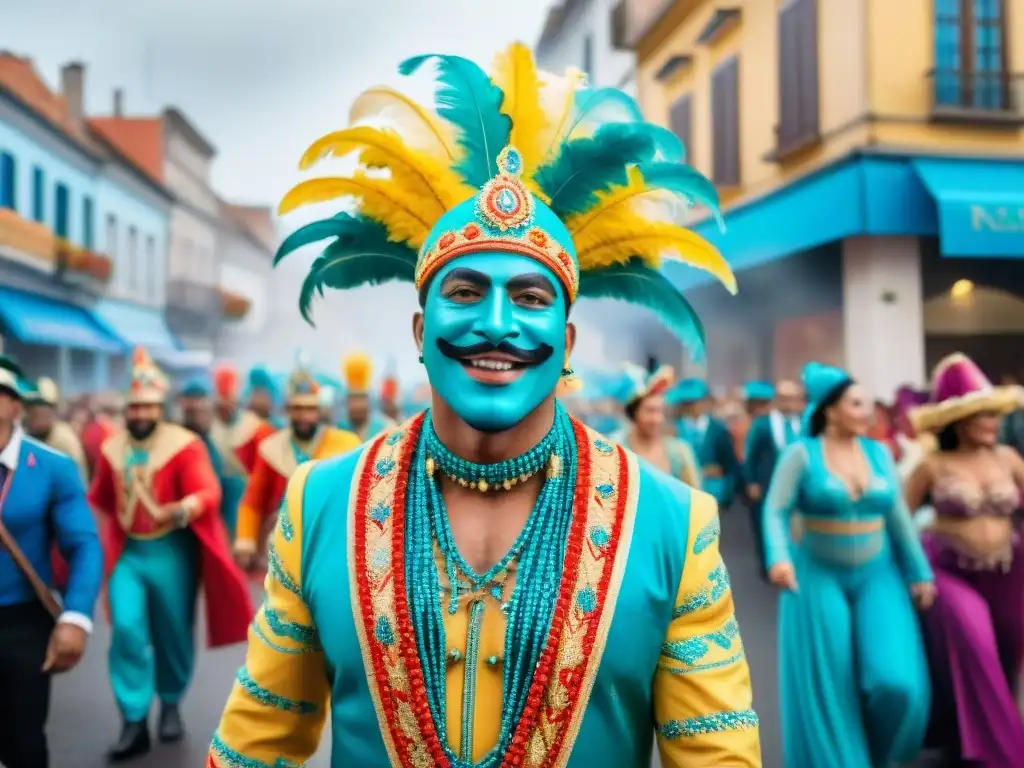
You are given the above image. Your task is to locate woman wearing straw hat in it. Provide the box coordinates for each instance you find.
[762,362,934,767]
[905,353,1024,766]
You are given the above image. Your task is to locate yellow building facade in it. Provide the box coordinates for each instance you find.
[628,0,1024,393]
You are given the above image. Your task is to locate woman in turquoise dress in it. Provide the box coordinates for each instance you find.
[762,362,936,768]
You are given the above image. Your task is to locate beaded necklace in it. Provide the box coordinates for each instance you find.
[423,418,559,493]
[406,405,579,767]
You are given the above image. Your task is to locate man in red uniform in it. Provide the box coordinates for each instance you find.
[89,348,254,761]
[233,361,359,571]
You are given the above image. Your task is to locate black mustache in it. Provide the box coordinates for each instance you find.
[437,338,554,365]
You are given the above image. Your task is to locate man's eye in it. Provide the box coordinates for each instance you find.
[516,292,548,307]
[448,287,479,300]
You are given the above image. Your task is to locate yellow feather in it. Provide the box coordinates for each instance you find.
[577,221,737,294]
[342,352,373,392]
[348,86,456,161]
[563,167,648,238]
[491,43,548,175]
[278,173,435,249]
[535,67,586,161]
[298,126,473,213]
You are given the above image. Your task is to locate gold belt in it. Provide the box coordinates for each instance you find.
[801,517,884,535]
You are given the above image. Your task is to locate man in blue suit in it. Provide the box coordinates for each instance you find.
[0,354,104,768]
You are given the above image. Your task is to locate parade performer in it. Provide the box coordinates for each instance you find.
[81,392,121,481]
[22,377,87,479]
[232,361,360,570]
[610,364,702,488]
[0,356,103,768]
[743,379,802,577]
[89,348,253,761]
[905,354,1024,767]
[762,361,934,768]
[245,365,280,426]
[380,368,401,422]
[338,351,395,441]
[209,364,275,539]
[210,42,758,768]
[669,378,741,508]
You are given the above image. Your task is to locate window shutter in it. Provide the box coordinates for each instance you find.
[712,57,740,186]
[796,0,820,138]
[669,94,693,159]
[777,0,819,150]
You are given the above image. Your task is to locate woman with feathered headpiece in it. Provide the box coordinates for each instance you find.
[210,43,759,768]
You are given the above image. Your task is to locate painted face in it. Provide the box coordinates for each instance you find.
[422,252,567,432]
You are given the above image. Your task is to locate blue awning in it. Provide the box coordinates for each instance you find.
[0,285,125,353]
[911,158,1024,258]
[665,154,940,291]
[92,299,183,359]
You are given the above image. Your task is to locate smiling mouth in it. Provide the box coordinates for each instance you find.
[460,352,533,385]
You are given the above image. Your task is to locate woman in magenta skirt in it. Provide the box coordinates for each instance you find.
[906,353,1024,766]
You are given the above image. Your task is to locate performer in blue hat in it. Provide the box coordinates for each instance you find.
[762,361,934,767]
[668,378,741,509]
[210,42,759,767]
[610,364,701,488]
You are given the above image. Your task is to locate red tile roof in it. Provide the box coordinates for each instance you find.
[88,117,165,184]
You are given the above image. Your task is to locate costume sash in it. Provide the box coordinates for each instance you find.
[348,415,638,768]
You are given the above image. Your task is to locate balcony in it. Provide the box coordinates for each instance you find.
[0,208,56,269]
[218,287,251,320]
[928,69,1024,127]
[624,0,675,48]
[165,278,221,339]
[55,239,113,283]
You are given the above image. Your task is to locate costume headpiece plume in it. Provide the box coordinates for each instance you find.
[343,352,373,395]
[287,352,320,408]
[248,365,276,394]
[614,363,674,406]
[275,42,735,358]
[213,364,241,400]
[127,346,169,405]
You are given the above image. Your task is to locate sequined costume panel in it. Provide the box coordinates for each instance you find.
[208,420,761,767]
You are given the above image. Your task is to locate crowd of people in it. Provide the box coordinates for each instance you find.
[2,40,1024,768]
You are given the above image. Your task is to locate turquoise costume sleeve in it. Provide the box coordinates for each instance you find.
[874,443,934,585]
[50,454,103,618]
[761,442,808,569]
[742,419,767,486]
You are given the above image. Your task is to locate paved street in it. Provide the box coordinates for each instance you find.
[47,506,945,768]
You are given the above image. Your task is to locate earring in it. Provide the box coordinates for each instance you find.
[561,366,574,377]
[418,352,425,364]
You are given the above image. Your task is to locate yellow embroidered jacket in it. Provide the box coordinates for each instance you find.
[209,417,760,768]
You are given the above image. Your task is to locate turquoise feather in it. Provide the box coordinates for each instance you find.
[274,212,358,266]
[536,123,660,217]
[399,53,511,188]
[632,124,685,162]
[563,88,644,142]
[638,162,725,229]
[578,260,707,360]
[292,217,418,324]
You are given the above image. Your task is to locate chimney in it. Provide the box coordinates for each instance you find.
[60,62,85,129]
[113,88,124,117]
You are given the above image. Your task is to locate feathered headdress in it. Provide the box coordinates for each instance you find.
[213,364,241,400]
[343,352,373,395]
[127,347,169,405]
[275,42,735,357]
[613,363,674,406]
[287,356,320,408]
[247,365,276,394]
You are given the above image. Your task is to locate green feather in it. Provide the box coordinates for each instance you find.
[291,216,418,324]
[274,213,357,267]
[399,54,511,188]
[578,260,707,361]
[563,88,644,143]
[536,123,659,217]
[638,162,724,229]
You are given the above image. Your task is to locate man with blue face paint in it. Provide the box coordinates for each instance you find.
[210,43,761,768]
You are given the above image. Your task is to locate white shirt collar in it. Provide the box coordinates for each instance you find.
[0,422,23,472]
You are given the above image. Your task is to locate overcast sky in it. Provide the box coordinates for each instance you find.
[2,0,552,206]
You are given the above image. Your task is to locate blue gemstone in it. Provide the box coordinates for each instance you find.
[503,150,522,174]
[496,189,517,213]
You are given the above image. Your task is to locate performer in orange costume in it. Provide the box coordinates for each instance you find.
[233,359,360,571]
[89,348,253,761]
[208,364,275,538]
